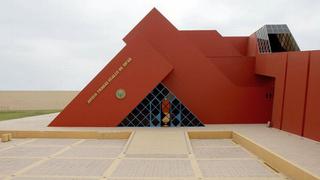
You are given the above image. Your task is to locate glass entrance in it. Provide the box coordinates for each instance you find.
[118,83,204,127]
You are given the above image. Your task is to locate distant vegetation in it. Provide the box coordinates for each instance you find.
[0,110,61,121]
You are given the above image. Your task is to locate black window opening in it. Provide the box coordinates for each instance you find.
[118,83,204,127]
[255,24,300,53]
[268,33,300,52]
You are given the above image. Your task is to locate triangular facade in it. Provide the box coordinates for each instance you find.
[118,83,204,127]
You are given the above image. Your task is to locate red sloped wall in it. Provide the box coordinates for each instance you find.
[49,37,173,126]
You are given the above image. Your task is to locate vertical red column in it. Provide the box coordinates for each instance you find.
[255,53,287,129]
[281,52,309,135]
[303,51,320,141]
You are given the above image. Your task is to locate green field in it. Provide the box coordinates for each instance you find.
[0,110,61,121]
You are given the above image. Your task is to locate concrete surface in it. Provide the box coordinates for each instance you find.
[0,113,319,179]
[126,131,189,155]
[0,137,282,179]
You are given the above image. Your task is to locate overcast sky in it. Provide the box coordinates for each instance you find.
[1,0,319,90]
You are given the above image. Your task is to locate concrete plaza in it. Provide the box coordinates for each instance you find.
[0,113,319,179]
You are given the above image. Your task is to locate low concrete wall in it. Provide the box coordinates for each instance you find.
[0,91,79,111]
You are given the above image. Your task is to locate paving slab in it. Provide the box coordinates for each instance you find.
[76,139,126,147]
[0,146,63,157]
[108,178,197,180]
[111,159,194,177]
[125,154,188,158]
[23,158,113,176]
[193,146,253,159]
[0,158,40,175]
[0,139,31,150]
[126,131,189,155]
[23,139,80,146]
[198,159,277,177]
[12,177,99,180]
[57,146,123,158]
[191,139,237,147]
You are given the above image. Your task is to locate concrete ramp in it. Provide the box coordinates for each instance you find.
[125,131,189,155]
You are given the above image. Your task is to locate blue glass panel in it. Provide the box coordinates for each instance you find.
[118,83,204,127]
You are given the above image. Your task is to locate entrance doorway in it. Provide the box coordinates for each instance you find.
[118,83,204,127]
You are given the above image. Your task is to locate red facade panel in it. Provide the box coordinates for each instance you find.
[124,9,272,124]
[246,34,258,56]
[255,53,287,128]
[180,31,243,57]
[210,57,262,86]
[304,51,320,141]
[49,37,173,126]
[281,52,309,135]
[224,37,248,56]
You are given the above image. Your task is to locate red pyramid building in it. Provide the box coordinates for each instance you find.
[49,8,320,142]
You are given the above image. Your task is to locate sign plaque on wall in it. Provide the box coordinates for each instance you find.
[87,57,132,104]
[115,89,126,100]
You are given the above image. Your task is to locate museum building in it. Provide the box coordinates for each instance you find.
[49,8,320,142]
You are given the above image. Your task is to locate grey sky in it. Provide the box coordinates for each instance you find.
[1,0,319,90]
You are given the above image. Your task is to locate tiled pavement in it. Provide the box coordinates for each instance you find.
[0,132,285,180]
[0,139,124,179]
[191,139,279,178]
[1,113,319,177]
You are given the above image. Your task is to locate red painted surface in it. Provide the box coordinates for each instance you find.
[256,51,320,141]
[255,53,287,129]
[304,51,320,141]
[224,37,248,56]
[180,31,242,57]
[247,33,258,56]
[281,52,309,135]
[49,8,320,141]
[123,9,272,124]
[49,37,173,126]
